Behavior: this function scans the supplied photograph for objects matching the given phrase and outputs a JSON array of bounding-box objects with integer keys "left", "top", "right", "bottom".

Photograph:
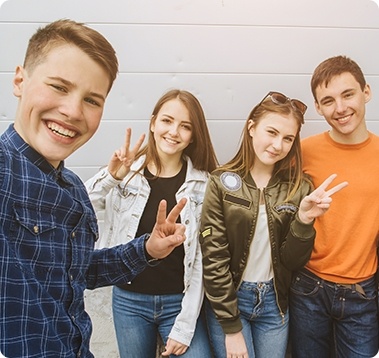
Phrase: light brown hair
[
  {"left": 221, "top": 97, "right": 305, "bottom": 200},
  {"left": 24, "top": 19, "right": 118, "bottom": 93},
  {"left": 136, "top": 89, "right": 219, "bottom": 175}
]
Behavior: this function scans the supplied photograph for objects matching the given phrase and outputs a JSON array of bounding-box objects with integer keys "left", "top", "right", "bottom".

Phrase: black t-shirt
[{"left": 119, "top": 162, "right": 187, "bottom": 294}]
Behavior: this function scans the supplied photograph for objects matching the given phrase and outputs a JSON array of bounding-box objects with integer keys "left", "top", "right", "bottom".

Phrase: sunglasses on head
[{"left": 258, "top": 91, "right": 307, "bottom": 116}]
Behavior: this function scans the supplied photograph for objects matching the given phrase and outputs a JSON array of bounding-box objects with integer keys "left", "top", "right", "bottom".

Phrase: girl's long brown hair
[
  {"left": 136, "top": 89, "right": 219, "bottom": 176},
  {"left": 220, "top": 97, "right": 305, "bottom": 201}
]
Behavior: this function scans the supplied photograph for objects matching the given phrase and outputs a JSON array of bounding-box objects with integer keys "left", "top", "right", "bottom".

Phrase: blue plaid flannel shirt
[{"left": 0, "top": 125, "right": 149, "bottom": 358}]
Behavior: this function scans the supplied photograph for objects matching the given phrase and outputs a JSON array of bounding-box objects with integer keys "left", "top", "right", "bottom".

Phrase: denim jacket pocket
[{"left": 114, "top": 184, "right": 141, "bottom": 213}]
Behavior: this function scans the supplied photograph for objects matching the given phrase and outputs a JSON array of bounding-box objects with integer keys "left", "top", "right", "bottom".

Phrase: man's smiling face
[
  {"left": 315, "top": 72, "right": 371, "bottom": 144},
  {"left": 13, "top": 44, "right": 110, "bottom": 167}
]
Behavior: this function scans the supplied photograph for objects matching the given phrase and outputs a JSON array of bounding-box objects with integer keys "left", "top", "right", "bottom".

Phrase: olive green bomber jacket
[{"left": 199, "top": 170, "right": 315, "bottom": 334}]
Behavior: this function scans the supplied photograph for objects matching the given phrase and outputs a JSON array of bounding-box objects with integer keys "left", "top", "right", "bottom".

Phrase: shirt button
[
  {"left": 33, "top": 225, "right": 39, "bottom": 234},
  {"left": 70, "top": 274, "right": 74, "bottom": 281},
  {"left": 72, "top": 232, "right": 76, "bottom": 239}
]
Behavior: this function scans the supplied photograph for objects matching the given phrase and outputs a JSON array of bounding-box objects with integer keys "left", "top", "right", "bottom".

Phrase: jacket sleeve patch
[
  {"left": 201, "top": 227, "right": 212, "bottom": 238},
  {"left": 224, "top": 193, "right": 251, "bottom": 209}
]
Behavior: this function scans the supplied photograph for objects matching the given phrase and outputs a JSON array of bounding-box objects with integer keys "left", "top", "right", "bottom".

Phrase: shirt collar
[{"left": 5, "top": 124, "right": 71, "bottom": 186}]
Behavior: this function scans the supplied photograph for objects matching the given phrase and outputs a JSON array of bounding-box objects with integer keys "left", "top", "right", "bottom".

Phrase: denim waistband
[
  {"left": 240, "top": 278, "right": 274, "bottom": 290},
  {"left": 299, "top": 268, "right": 375, "bottom": 296}
]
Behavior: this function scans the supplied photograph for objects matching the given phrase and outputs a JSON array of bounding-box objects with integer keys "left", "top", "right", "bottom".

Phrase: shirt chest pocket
[{"left": 10, "top": 203, "right": 57, "bottom": 274}]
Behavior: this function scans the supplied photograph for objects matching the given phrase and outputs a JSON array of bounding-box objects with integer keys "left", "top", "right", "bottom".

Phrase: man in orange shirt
[{"left": 290, "top": 55, "right": 379, "bottom": 357}]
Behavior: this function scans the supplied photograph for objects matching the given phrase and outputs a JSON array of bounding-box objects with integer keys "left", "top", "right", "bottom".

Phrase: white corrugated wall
[{"left": 1, "top": 1, "right": 378, "bottom": 356}]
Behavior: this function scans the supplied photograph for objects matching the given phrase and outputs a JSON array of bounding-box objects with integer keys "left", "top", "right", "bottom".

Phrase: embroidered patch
[
  {"left": 220, "top": 172, "right": 242, "bottom": 191},
  {"left": 201, "top": 227, "right": 212, "bottom": 238},
  {"left": 274, "top": 203, "right": 298, "bottom": 214}
]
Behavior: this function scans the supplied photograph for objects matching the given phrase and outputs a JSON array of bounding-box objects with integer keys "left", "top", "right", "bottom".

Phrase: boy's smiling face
[
  {"left": 315, "top": 72, "right": 371, "bottom": 144},
  {"left": 13, "top": 44, "right": 110, "bottom": 168}
]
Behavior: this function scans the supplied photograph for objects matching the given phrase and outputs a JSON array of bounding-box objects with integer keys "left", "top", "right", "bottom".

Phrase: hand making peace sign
[
  {"left": 298, "top": 173, "right": 348, "bottom": 224},
  {"left": 108, "top": 128, "right": 145, "bottom": 180}
]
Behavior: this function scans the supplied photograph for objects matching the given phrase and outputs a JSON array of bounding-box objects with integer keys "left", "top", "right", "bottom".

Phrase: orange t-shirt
[{"left": 302, "top": 132, "right": 379, "bottom": 283}]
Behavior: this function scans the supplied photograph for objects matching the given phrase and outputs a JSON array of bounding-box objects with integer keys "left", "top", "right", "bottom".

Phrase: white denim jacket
[{"left": 85, "top": 155, "right": 208, "bottom": 346}]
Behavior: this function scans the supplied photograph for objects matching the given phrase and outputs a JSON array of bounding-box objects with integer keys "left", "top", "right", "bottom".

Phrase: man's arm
[{"left": 86, "top": 198, "right": 187, "bottom": 289}]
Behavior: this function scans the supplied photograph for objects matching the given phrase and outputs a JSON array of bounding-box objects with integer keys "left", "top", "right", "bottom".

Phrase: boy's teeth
[
  {"left": 338, "top": 115, "right": 350, "bottom": 123},
  {"left": 48, "top": 123, "right": 75, "bottom": 138}
]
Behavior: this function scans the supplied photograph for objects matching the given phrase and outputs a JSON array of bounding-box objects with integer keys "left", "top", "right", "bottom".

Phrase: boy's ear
[
  {"left": 13, "top": 66, "right": 25, "bottom": 98},
  {"left": 314, "top": 100, "right": 323, "bottom": 116},
  {"left": 364, "top": 84, "right": 372, "bottom": 104}
]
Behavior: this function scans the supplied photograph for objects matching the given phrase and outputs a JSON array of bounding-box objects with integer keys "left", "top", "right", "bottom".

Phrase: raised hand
[
  {"left": 298, "top": 174, "right": 348, "bottom": 224},
  {"left": 108, "top": 128, "right": 145, "bottom": 180},
  {"left": 145, "top": 198, "right": 187, "bottom": 260}
]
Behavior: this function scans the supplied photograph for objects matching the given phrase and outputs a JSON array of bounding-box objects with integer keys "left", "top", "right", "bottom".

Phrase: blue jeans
[
  {"left": 112, "top": 286, "right": 211, "bottom": 358},
  {"left": 205, "top": 279, "right": 289, "bottom": 358},
  {"left": 290, "top": 268, "right": 378, "bottom": 358}
]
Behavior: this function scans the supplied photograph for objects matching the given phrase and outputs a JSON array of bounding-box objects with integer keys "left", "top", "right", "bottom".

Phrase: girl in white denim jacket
[{"left": 85, "top": 89, "right": 218, "bottom": 357}]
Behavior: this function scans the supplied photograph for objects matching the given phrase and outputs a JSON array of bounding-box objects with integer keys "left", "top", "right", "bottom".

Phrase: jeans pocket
[
  {"left": 290, "top": 271, "right": 320, "bottom": 296},
  {"left": 356, "top": 279, "right": 377, "bottom": 301}
]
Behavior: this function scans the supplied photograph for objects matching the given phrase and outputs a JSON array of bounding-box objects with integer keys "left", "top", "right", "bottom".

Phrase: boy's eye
[
  {"left": 51, "top": 84, "right": 66, "bottom": 92},
  {"left": 85, "top": 98, "right": 100, "bottom": 106}
]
